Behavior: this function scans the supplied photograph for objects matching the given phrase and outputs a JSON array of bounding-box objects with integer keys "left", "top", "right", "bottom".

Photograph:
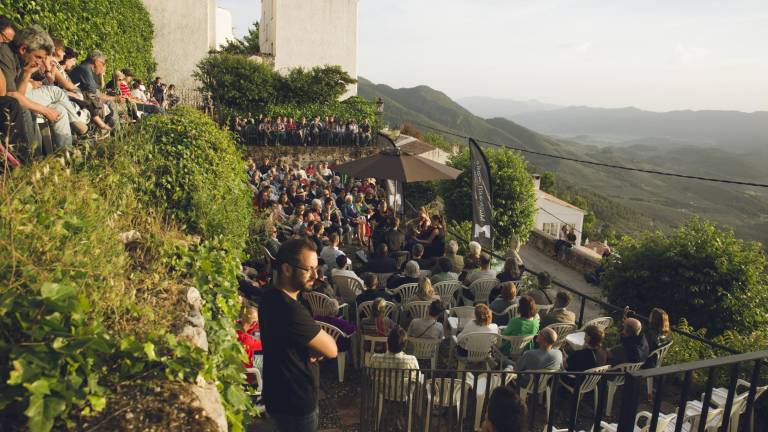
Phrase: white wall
[
  {"left": 260, "top": 0, "right": 358, "bottom": 97},
  {"left": 142, "top": 0, "right": 217, "bottom": 90},
  {"left": 535, "top": 194, "right": 585, "bottom": 246},
  {"left": 215, "top": 7, "right": 234, "bottom": 48}
]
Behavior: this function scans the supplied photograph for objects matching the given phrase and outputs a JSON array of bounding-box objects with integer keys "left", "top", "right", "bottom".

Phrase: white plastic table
[{"left": 565, "top": 331, "right": 586, "bottom": 351}]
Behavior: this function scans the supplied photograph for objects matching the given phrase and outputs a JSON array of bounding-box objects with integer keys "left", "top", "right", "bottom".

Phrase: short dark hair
[
  {"left": 428, "top": 299, "right": 445, "bottom": 317},
  {"left": 335, "top": 254, "right": 348, "bottom": 268},
  {"left": 63, "top": 46, "right": 78, "bottom": 60},
  {"left": 328, "top": 232, "right": 339, "bottom": 244},
  {"left": 584, "top": 324, "right": 604, "bottom": 348},
  {"left": 412, "top": 243, "right": 424, "bottom": 257},
  {"left": 387, "top": 326, "right": 407, "bottom": 353},
  {"left": 487, "top": 385, "right": 527, "bottom": 432},
  {"left": 479, "top": 253, "right": 491, "bottom": 268},
  {"left": 375, "top": 242, "right": 388, "bottom": 257},
  {"left": 437, "top": 257, "right": 452, "bottom": 273},
  {"left": 275, "top": 238, "right": 316, "bottom": 275},
  {"left": 362, "top": 272, "right": 378, "bottom": 289},
  {"left": 519, "top": 295, "right": 537, "bottom": 319},
  {"left": 121, "top": 68, "right": 134, "bottom": 77},
  {"left": 312, "top": 223, "right": 323, "bottom": 235},
  {"left": 0, "top": 16, "right": 16, "bottom": 33},
  {"left": 537, "top": 271, "right": 551, "bottom": 289},
  {"left": 555, "top": 291, "right": 571, "bottom": 308}
]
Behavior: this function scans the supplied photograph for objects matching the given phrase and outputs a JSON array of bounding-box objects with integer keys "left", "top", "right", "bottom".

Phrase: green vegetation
[
  {"left": 264, "top": 96, "right": 378, "bottom": 125},
  {"left": 0, "top": 0, "right": 156, "bottom": 79},
  {"left": 195, "top": 53, "right": 361, "bottom": 119},
  {"left": 442, "top": 147, "right": 537, "bottom": 253},
  {"left": 602, "top": 218, "right": 768, "bottom": 337},
  {"left": 0, "top": 108, "right": 259, "bottom": 431},
  {"left": 218, "top": 22, "right": 261, "bottom": 56}
]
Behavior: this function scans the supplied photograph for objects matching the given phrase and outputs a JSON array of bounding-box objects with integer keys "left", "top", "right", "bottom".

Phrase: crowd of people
[
  {"left": 232, "top": 114, "right": 374, "bottom": 147},
  {"left": 0, "top": 18, "right": 176, "bottom": 167},
  {"left": 235, "top": 156, "right": 674, "bottom": 431}
]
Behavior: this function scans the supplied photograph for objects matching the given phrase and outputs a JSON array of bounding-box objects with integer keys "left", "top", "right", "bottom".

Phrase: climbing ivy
[{"left": 0, "top": 0, "right": 156, "bottom": 80}]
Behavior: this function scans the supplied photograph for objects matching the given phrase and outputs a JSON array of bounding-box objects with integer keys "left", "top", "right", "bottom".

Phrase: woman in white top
[{"left": 458, "top": 304, "right": 499, "bottom": 338}]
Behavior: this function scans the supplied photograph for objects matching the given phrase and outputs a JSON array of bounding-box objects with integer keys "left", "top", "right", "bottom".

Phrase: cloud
[{"left": 559, "top": 41, "right": 593, "bottom": 53}]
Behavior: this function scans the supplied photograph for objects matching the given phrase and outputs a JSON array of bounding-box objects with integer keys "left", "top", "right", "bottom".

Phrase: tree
[
  {"left": 441, "top": 147, "right": 537, "bottom": 252},
  {"left": 601, "top": 218, "right": 768, "bottom": 337},
  {"left": 278, "top": 65, "right": 357, "bottom": 105},
  {"left": 539, "top": 171, "right": 556, "bottom": 194},
  {"left": 194, "top": 53, "right": 276, "bottom": 114},
  {"left": 218, "top": 22, "right": 260, "bottom": 55}
]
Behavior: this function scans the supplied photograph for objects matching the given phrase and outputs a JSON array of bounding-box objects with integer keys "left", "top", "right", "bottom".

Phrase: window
[{"left": 542, "top": 222, "right": 559, "bottom": 237}]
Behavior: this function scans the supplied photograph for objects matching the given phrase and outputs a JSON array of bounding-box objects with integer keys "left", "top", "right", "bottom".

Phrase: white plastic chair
[
  {"left": 388, "top": 282, "right": 420, "bottom": 305},
  {"left": 434, "top": 280, "right": 461, "bottom": 307},
  {"left": 601, "top": 411, "right": 677, "bottom": 432},
  {"left": 537, "top": 304, "right": 555, "bottom": 316},
  {"left": 304, "top": 291, "right": 348, "bottom": 318},
  {"left": 316, "top": 321, "right": 354, "bottom": 382},
  {"left": 448, "top": 305, "right": 477, "bottom": 334},
  {"left": 424, "top": 377, "right": 472, "bottom": 431},
  {"left": 362, "top": 334, "right": 388, "bottom": 367},
  {"left": 545, "top": 322, "right": 577, "bottom": 350},
  {"left": 605, "top": 362, "right": 645, "bottom": 415},
  {"left": 404, "top": 301, "right": 432, "bottom": 321},
  {"left": 559, "top": 364, "right": 612, "bottom": 417},
  {"left": 370, "top": 367, "right": 421, "bottom": 432},
  {"left": 469, "top": 371, "right": 515, "bottom": 431},
  {"left": 452, "top": 332, "right": 501, "bottom": 370},
  {"left": 708, "top": 379, "right": 768, "bottom": 432},
  {"left": 646, "top": 342, "right": 674, "bottom": 398},
  {"left": 463, "top": 278, "right": 499, "bottom": 305},
  {"left": 332, "top": 274, "right": 363, "bottom": 305},
  {"left": 665, "top": 403, "right": 724, "bottom": 432},
  {"left": 418, "top": 269, "right": 432, "bottom": 280},
  {"left": 518, "top": 370, "right": 555, "bottom": 420},
  {"left": 356, "top": 300, "right": 397, "bottom": 329},
  {"left": 374, "top": 272, "right": 394, "bottom": 287},
  {"left": 580, "top": 316, "right": 614, "bottom": 331},
  {"left": 498, "top": 334, "right": 535, "bottom": 362},
  {"left": 491, "top": 303, "right": 518, "bottom": 326},
  {"left": 406, "top": 337, "right": 443, "bottom": 369},
  {"left": 244, "top": 354, "right": 263, "bottom": 397}
]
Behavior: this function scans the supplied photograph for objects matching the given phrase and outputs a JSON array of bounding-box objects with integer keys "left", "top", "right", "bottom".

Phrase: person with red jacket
[{"left": 236, "top": 305, "right": 262, "bottom": 385}]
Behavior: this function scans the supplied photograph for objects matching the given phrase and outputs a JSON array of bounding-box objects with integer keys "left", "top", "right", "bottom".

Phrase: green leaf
[
  {"left": 87, "top": 395, "right": 107, "bottom": 412},
  {"left": 24, "top": 379, "right": 51, "bottom": 396},
  {"left": 39, "top": 283, "right": 75, "bottom": 302},
  {"left": 25, "top": 393, "right": 54, "bottom": 432},
  {"left": 143, "top": 342, "right": 157, "bottom": 361}
]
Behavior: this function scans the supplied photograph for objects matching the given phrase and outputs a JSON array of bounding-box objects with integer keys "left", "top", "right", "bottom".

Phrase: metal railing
[{"left": 359, "top": 350, "right": 768, "bottom": 431}]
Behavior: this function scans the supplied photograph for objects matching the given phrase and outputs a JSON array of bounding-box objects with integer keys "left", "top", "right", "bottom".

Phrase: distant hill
[
  {"left": 358, "top": 77, "right": 768, "bottom": 246},
  {"left": 457, "top": 96, "right": 562, "bottom": 118},
  {"left": 507, "top": 106, "right": 768, "bottom": 152}
]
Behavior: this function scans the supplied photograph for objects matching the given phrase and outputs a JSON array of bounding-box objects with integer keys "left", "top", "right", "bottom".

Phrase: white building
[
  {"left": 532, "top": 174, "right": 586, "bottom": 246},
  {"left": 215, "top": 7, "right": 234, "bottom": 48},
  {"left": 260, "top": 0, "right": 359, "bottom": 98}
]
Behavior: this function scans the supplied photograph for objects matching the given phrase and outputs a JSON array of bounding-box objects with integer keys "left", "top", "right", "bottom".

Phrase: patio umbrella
[{"left": 333, "top": 148, "right": 462, "bottom": 182}]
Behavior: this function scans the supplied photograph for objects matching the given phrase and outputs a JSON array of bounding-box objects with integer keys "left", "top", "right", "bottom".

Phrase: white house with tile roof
[{"left": 532, "top": 174, "right": 586, "bottom": 246}]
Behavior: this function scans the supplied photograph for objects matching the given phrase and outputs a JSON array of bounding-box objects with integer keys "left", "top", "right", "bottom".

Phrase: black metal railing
[{"left": 360, "top": 350, "right": 768, "bottom": 431}]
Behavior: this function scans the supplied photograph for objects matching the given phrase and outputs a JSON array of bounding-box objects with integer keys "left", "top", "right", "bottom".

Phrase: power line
[{"left": 407, "top": 120, "right": 768, "bottom": 189}]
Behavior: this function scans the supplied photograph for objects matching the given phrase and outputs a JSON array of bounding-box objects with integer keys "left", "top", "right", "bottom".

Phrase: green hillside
[{"left": 358, "top": 78, "right": 768, "bottom": 246}]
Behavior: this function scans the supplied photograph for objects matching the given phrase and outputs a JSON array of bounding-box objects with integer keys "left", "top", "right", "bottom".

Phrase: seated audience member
[
  {"left": 430, "top": 257, "right": 459, "bottom": 284},
  {"left": 0, "top": 93, "right": 22, "bottom": 167},
  {"left": 513, "top": 328, "right": 563, "bottom": 387},
  {"left": 365, "top": 242, "right": 397, "bottom": 274},
  {"left": 387, "top": 260, "right": 421, "bottom": 290},
  {"left": 564, "top": 324, "right": 608, "bottom": 375},
  {"left": 319, "top": 232, "right": 344, "bottom": 276},
  {"left": 458, "top": 304, "right": 499, "bottom": 338},
  {"left": 361, "top": 297, "right": 396, "bottom": 341},
  {"left": 369, "top": 326, "right": 420, "bottom": 373},
  {"left": 265, "top": 225, "right": 281, "bottom": 260},
  {"left": 483, "top": 384, "right": 528, "bottom": 432},
  {"left": 1, "top": 25, "right": 82, "bottom": 158},
  {"left": 407, "top": 299, "right": 445, "bottom": 341},
  {"left": 608, "top": 317, "right": 649, "bottom": 365},
  {"left": 69, "top": 49, "right": 122, "bottom": 130},
  {"left": 490, "top": 282, "right": 518, "bottom": 326},
  {"left": 540, "top": 291, "right": 576, "bottom": 328},
  {"left": 644, "top": 308, "right": 671, "bottom": 367},
  {"left": 410, "top": 243, "right": 428, "bottom": 269},
  {"left": 236, "top": 304, "right": 263, "bottom": 385},
  {"left": 383, "top": 217, "right": 405, "bottom": 253},
  {"left": 444, "top": 239, "right": 464, "bottom": 273},
  {"left": 464, "top": 253, "right": 496, "bottom": 286},
  {"left": 496, "top": 257, "right": 522, "bottom": 283},
  {"left": 308, "top": 222, "right": 324, "bottom": 253},
  {"left": 130, "top": 81, "right": 147, "bottom": 102},
  {"left": 331, "top": 254, "right": 364, "bottom": 287},
  {"left": 414, "top": 278, "right": 440, "bottom": 303},
  {"left": 463, "top": 241, "right": 482, "bottom": 272},
  {"left": 526, "top": 271, "right": 557, "bottom": 306},
  {"left": 500, "top": 295, "right": 539, "bottom": 354},
  {"left": 356, "top": 272, "right": 393, "bottom": 305}
]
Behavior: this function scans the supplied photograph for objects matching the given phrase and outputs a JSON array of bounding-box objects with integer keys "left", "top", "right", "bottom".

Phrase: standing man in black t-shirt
[{"left": 259, "top": 238, "right": 338, "bottom": 431}]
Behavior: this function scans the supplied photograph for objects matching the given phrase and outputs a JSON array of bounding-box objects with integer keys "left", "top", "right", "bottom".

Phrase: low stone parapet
[{"left": 526, "top": 229, "right": 602, "bottom": 274}]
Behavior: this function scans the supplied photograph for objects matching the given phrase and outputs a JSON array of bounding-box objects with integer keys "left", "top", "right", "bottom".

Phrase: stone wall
[
  {"left": 244, "top": 145, "right": 377, "bottom": 165},
  {"left": 527, "top": 229, "right": 602, "bottom": 274}
]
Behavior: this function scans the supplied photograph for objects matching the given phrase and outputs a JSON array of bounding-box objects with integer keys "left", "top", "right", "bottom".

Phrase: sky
[{"left": 217, "top": 0, "right": 768, "bottom": 112}]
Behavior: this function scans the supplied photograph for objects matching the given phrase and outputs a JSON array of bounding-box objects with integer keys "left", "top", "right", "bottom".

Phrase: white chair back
[
  {"left": 316, "top": 320, "right": 350, "bottom": 340},
  {"left": 545, "top": 322, "right": 577, "bottom": 349},
  {"left": 499, "top": 334, "right": 535, "bottom": 360},
  {"left": 537, "top": 304, "right": 554, "bottom": 316},
  {"left": 332, "top": 274, "right": 363, "bottom": 304},
  {"left": 581, "top": 316, "right": 614, "bottom": 331},
  {"left": 425, "top": 377, "right": 470, "bottom": 408},
  {"left": 374, "top": 272, "right": 394, "bottom": 287},
  {"left": 369, "top": 367, "right": 419, "bottom": 402},
  {"left": 407, "top": 337, "right": 443, "bottom": 366},
  {"left": 303, "top": 291, "right": 337, "bottom": 317},
  {"left": 390, "top": 282, "right": 420, "bottom": 304},
  {"left": 356, "top": 300, "right": 397, "bottom": 328},
  {"left": 648, "top": 341, "right": 673, "bottom": 368},
  {"left": 456, "top": 332, "right": 501, "bottom": 364},
  {"left": 576, "top": 365, "right": 611, "bottom": 395},
  {"left": 468, "top": 278, "right": 499, "bottom": 304},
  {"left": 404, "top": 301, "right": 432, "bottom": 320},
  {"left": 519, "top": 369, "right": 554, "bottom": 396},
  {"left": 362, "top": 334, "right": 388, "bottom": 367},
  {"left": 418, "top": 269, "right": 432, "bottom": 280},
  {"left": 434, "top": 280, "right": 461, "bottom": 307},
  {"left": 609, "top": 362, "right": 644, "bottom": 387},
  {"left": 491, "top": 304, "right": 518, "bottom": 325}
]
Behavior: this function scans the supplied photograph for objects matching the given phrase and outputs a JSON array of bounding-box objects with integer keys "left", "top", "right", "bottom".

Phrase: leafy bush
[
  {"left": 218, "top": 22, "right": 260, "bottom": 56},
  {"left": 195, "top": 53, "right": 360, "bottom": 116},
  {"left": 263, "top": 96, "right": 378, "bottom": 125},
  {"left": 0, "top": 0, "right": 155, "bottom": 79},
  {"left": 441, "top": 147, "right": 537, "bottom": 253},
  {"left": 602, "top": 218, "right": 768, "bottom": 337},
  {"left": 131, "top": 106, "right": 252, "bottom": 249}
]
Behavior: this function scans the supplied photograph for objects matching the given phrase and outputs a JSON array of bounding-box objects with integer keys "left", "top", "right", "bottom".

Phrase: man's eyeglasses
[{"left": 289, "top": 263, "right": 319, "bottom": 274}]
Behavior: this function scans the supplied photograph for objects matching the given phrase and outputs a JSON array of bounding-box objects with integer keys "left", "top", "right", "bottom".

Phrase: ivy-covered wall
[{"left": 0, "top": 0, "right": 156, "bottom": 80}]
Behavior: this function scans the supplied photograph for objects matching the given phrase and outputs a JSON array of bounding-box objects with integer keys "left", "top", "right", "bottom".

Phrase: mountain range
[
  {"left": 359, "top": 78, "right": 768, "bottom": 246},
  {"left": 458, "top": 96, "right": 768, "bottom": 152}
]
